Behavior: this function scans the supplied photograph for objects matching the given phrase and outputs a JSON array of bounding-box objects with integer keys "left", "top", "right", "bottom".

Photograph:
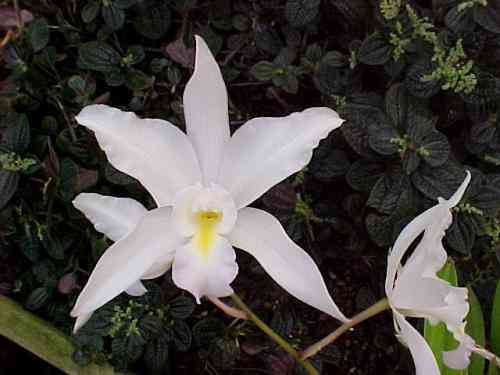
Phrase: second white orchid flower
[
  {"left": 70, "top": 35, "right": 347, "bottom": 332},
  {"left": 385, "top": 171, "right": 472, "bottom": 375}
]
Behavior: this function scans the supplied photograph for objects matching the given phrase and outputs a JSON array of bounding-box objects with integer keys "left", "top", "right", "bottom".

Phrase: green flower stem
[
  {"left": 301, "top": 298, "right": 391, "bottom": 360},
  {"left": 0, "top": 295, "right": 123, "bottom": 375},
  {"left": 230, "top": 293, "right": 319, "bottom": 375}
]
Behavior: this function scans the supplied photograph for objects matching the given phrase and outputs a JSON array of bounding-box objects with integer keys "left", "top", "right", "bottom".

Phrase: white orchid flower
[
  {"left": 70, "top": 35, "right": 347, "bottom": 332},
  {"left": 385, "top": 171, "right": 472, "bottom": 375}
]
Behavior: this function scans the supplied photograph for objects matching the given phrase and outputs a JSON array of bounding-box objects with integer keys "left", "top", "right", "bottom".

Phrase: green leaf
[
  {"left": 368, "top": 122, "right": 399, "bottom": 155},
  {"left": 27, "top": 18, "right": 50, "bottom": 52},
  {"left": 473, "top": 4, "right": 500, "bottom": 34},
  {"left": 385, "top": 84, "right": 408, "bottom": 129},
  {"left": 251, "top": 61, "right": 278, "bottom": 81},
  {"left": 466, "top": 287, "right": 486, "bottom": 375},
  {"left": 424, "top": 259, "right": 465, "bottom": 374},
  {"left": 102, "top": 2, "right": 125, "bottom": 30},
  {"left": 490, "top": 280, "right": 500, "bottom": 372},
  {"left": 81, "top": 1, "right": 100, "bottom": 23},
  {"left": 420, "top": 131, "right": 451, "bottom": 167},
  {"left": 285, "top": 0, "right": 321, "bottom": 28},
  {"left": 404, "top": 60, "right": 441, "bottom": 98},
  {"left": 446, "top": 213, "right": 478, "bottom": 255},
  {"left": 124, "top": 45, "right": 145, "bottom": 66},
  {"left": 192, "top": 318, "right": 225, "bottom": 347},
  {"left": 169, "top": 295, "right": 195, "bottom": 320},
  {"left": 411, "top": 162, "right": 466, "bottom": 200},
  {"left": 367, "top": 172, "right": 410, "bottom": 214},
  {"left": 0, "top": 170, "right": 19, "bottom": 210},
  {"left": 144, "top": 334, "right": 170, "bottom": 374},
  {"left": 310, "top": 148, "right": 350, "bottom": 180},
  {"left": 2, "top": 113, "right": 30, "bottom": 153},
  {"left": 133, "top": 1, "right": 171, "bottom": 40},
  {"left": 358, "top": 32, "right": 392, "bottom": 66},
  {"left": 25, "top": 287, "right": 51, "bottom": 310},
  {"left": 445, "top": 6, "right": 475, "bottom": 33},
  {"left": 346, "top": 160, "right": 385, "bottom": 192},
  {"left": 171, "top": 319, "right": 191, "bottom": 351},
  {"left": 78, "top": 41, "right": 121, "bottom": 72},
  {"left": 125, "top": 68, "right": 154, "bottom": 90}
]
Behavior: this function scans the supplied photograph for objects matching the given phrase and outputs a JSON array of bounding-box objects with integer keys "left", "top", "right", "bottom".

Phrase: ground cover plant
[{"left": 0, "top": 0, "right": 500, "bottom": 374}]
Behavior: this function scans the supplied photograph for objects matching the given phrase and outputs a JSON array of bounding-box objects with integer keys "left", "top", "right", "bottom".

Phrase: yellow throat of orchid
[{"left": 194, "top": 210, "right": 222, "bottom": 257}]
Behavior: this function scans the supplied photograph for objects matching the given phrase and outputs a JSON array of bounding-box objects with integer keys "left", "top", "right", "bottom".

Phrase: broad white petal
[
  {"left": 71, "top": 207, "right": 184, "bottom": 322},
  {"left": 183, "top": 35, "right": 229, "bottom": 184},
  {"left": 126, "top": 281, "right": 148, "bottom": 296},
  {"left": 385, "top": 171, "right": 471, "bottom": 297},
  {"left": 393, "top": 311, "right": 440, "bottom": 375},
  {"left": 142, "top": 256, "right": 173, "bottom": 280},
  {"left": 228, "top": 207, "right": 349, "bottom": 322},
  {"left": 218, "top": 108, "right": 344, "bottom": 209},
  {"left": 443, "top": 334, "right": 475, "bottom": 370},
  {"left": 392, "top": 277, "right": 469, "bottom": 333},
  {"left": 172, "top": 235, "right": 238, "bottom": 303},
  {"left": 73, "top": 193, "right": 147, "bottom": 242},
  {"left": 76, "top": 105, "right": 201, "bottom": 206}
]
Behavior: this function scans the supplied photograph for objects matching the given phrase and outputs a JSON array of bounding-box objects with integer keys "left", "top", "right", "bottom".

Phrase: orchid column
[{"left": 70, "top": 35, "right": 347, "bottom": 339}]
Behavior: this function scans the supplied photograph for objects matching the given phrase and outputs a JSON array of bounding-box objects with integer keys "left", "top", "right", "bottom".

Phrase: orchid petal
[
  {"left": 393, "top": 311, "right": 440, "bottom": 375},
  {"left": 172, "top": 235, "right": 238, "bottom": 303},
  {"left": 218, "top": 108, "right": 344, "bottom": 209},
  {"left": 385, "top": 171, "right": 471, "bottom": 297},
  {"left": 228, "top": 207, "right": 349, "bottom": 322},
  {"left": 183, "top": 35, "right": 229, "bottom": 185},
  {"left": 75, "top": 105, "right": 201, "bottom": 206},
  {"left": 73, "top": 193, "right": 147, "bottom": 242},
  {"left": 443, "top": 334, "right": 475, "bottom": 370},
  {"left": 142, "top": 257, "right": 173, "bottom": 280},
  {"left": 71, "top": 207, "right": 184, "bottom": 327},
  {"left": 126, "top": 281, "right": 148, "bottom": 296}
]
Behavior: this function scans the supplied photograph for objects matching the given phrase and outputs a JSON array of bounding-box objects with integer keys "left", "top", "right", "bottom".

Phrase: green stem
[
  {"left": 230, "top": 293, "right": 319, "bottom": 375},
  {"left": 0, "top": 295, "right": 123, "bottom": 375},
  {"left": 301, "top": 298, "right": 391, "bottom": 360}
]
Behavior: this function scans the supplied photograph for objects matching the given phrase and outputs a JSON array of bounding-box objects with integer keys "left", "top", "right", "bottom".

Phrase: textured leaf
[
  {"left": 346, "top": 160, "right": 385, "bottom": 192},
  {"left": 81, "top": 1, "right": 100, "bottom": 23},
  {"left": 2, "top": 113, "right": 30, "bottom": 153},
  {"left": 0, "top": 170, "right": 19, "bottom": 210},
  {"left": 404, "top": 60, "right": 441, "bottom": 98},
  {"left": 358, "top": 33, "right": 392, "bottom": 66},
  {"left": 171, "top": 319, "right": 191, "bottom": 352},
  {"left": 385, "top": 84, "right": 408, "bottom": 129},
  {"left": 367, "top": 172, "right": 410, "bottom": 214},
  {"left": 411, "top": 162, "right": 466, "bottom": 200},
  {"left": 446, "top": 213, "right": 479, "bottom": 255},
  {"left": 78, "top": 41, "right": 121, "bottom": 72},
  {"left": 285, "top": 0, "right": 320, "bottom": 28},
  {"left": 474, "top": 3, "right": 500, "bottom": 34},
  {"left": 133, "top": 1, "right": 171, "bottom": 40},
  {"left": 27, "top": 18, "right": 49, "bottom": 52},
  {"left": 420, "top": 131, "right": 451, "bottom": 167},
  {"left": 192, "top": 318, "right": 225, "bottom": 347},
  {"left": 251, "top": 61, "right": 278, "bottom": 81},
  {"left": 144, "top": 334, "right": 170, "bottom": 374},
  {"left": 125, "top": 69, "right": 154, "bottom": 90},
  {"left": 310, "top": 146, "right": 350, "bottom": 180},
  {"left": 169, "top": 295, "right": 195, "bottom": 320},
  {"left": 445, "top": 6, "right": 475, "bottom": 33},
  {"left": 102, "top": 2, "right": 125, "bottom": 30},
  {"left": 25, "top": 287, "right": 51, "bottom": 310}
]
